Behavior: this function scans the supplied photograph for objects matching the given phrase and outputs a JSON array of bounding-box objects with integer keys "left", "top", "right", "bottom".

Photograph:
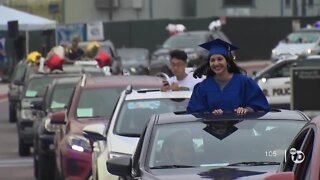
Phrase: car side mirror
[
  {"left": 263, "top": 172, "right": 294, "bottom": 180},
  {"left": 107, "top": 156, "right": 132, "bottom": 177},
  {"left": 13, "top": 79, "right": 23, "bottom": 86},
  {"left": 31, "top": 100, "right": 43, "bottom": 110},
  {"left": 83, "top": 124, "right": 107, "bottom": 142},
  {"left": 50, "top": 111, "right": 66, "bottom": 124}
]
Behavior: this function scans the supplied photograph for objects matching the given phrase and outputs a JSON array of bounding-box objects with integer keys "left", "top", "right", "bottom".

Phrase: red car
[
  {"left": 51, "top": 75, "right": 162, "bottom": 180},
  {"left": 264, "top": 115, "right": 320, "bottom": 180}
]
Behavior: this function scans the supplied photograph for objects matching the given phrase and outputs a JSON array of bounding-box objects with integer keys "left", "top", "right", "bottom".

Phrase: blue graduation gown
[{"left": 187, "top": 73, "right": 270, "bottom": 113}]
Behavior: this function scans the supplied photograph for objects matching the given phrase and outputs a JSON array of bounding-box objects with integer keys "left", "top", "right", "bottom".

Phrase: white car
[
  {"left": 271, "top": 27, "right": 320, "bottom": 62},
  {"left": 83, "top": 88, "right": 191, "bottom": 180},
  {"left": 253, "top": 55, "right": 320, "bottom": 109}
]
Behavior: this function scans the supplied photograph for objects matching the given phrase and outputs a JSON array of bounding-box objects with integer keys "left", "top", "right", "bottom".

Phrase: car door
[
  {"left": 280, "top": 126, "right": 315, "bottom": 180},
  {"left": 256, "top": 60, "right": 296, "bottom": 108}
]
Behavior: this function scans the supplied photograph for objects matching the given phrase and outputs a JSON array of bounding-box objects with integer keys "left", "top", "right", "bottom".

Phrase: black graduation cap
[
  {"left": 203, "top": 121, "right": 241, "bottom": 140},
  {"left": 199, "top": 38, "right": 238, "bottom": 57}
]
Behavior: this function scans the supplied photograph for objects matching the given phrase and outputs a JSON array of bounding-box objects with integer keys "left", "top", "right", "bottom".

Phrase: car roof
[
  {"left": 81, "top": 75, "right": 163, "bottom": 88},
  {"left": 155, "top": 109, "right": 309, "bottom": 125},
  {"left": 125, "top": 90, "right": 192, "bottom": 100},
  {"left": 52, "top": 77, "right": 81, "bottom": 86}
]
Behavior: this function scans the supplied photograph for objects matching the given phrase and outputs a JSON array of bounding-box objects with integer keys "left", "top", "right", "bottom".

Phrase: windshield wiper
[
  {"left": 150, "top": 164, "right": 196, "bottom": 169},
  {"left": 228, "top": 161, "right": 280, "bottom": 166},
  {"left": 116, "top": 133, "right": 140, "bottom": 137}
]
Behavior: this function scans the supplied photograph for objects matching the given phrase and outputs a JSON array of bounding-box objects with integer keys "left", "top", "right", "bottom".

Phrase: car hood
[
  {"left": 109, "top": 134, "right": 139, "bottom": 155},
  {"left": 148, "top": 165, "right": 278, "bottom": 180},
  {"left": 122, "top": 60, "right": 148, "bottom": 68},
  {"left": 274, "top": 42, "right": 315, "bottom": 55},
  {"left": 70, "top": 117, "right": 108, "bottom": 134}
]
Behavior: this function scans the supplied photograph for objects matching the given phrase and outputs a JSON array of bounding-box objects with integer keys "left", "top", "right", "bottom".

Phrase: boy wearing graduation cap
[{"left": 187, "top": 39, "right": 269, "bottom": 115}]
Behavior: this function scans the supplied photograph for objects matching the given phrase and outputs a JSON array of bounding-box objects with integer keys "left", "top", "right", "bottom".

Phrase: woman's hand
[
  {"left": 234, "top": 107, "right": 249, "bottom": 115},
  {"left": 212, "top": 109, "right": 223, "bottom": 115}
]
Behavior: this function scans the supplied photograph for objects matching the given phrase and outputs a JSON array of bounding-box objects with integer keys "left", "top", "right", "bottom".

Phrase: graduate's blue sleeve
[
  {"left": 242, "top": 77, "right": 270, "bottom": 112},
  {"left": 187, "top": 83, "right": 208, "bottom": 113}
]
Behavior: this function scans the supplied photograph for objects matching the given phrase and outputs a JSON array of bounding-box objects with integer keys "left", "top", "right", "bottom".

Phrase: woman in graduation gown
[{"left": 187, "top": 39, "right": 270, "bottom": 115}]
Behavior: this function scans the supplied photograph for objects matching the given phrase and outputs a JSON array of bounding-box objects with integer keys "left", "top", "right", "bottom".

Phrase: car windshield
[
  {"left": 76, "top": 87, "right": 123, "bottom": 119},
  {"left": 50, "top": 85, "right": 75, "bottom": 112},
  {"left": 162, "top": 33, "right": 207, "bottom": 48},
  {"left": 148, "top": 120, "right": 305, "bottom": 168},
  {"left": 118, "top": 50, "right": 148, "bottom": 61},
  {"left": 25, "top": 77, "right": 56, "bottom": 98},
  {"left": 114, "top": 98, "right": 189, "bottom": 137},
  {"left": 286, "top": 31, "right": 320, "bottom": 44}
]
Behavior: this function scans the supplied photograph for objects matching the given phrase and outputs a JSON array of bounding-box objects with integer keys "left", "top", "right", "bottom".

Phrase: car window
[
  {"left": 114, "top": 98, "right": 189, "bottom": 137},
  {"left": 262, "top": 61, "right": 296, "bottom": 78},
  {"left": 76, "top": 87, "right": 123, "bottom": 119},
  {"left": 286, "top": 31, "right": 320, "bottom": 44},
  {"left": 24, "top": 77, "right": 56, "bottom": 98},
  {"left": 148, "top": 120, "right": 305, "bottom": 168},
  {"left": 295, "top": 128, "right": 314, "bottom": 180},
  {"left": 12, "top": 64, "right": 26, "bottom": 82},
  {"left": 282, "top": 128, "right": 309, "bottom": 172},
  {"left": 50, "top": 85, "right": 76, "bottom": 112}
]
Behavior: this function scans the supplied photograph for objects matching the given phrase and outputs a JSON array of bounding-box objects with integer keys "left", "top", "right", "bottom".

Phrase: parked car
[
  {"left": 8, "top": 61, "right": 37, "bottom": 123},
  {"left": 117, "top": 48, "right": 150, "bottom": 75},
  {"left": 51, "top": 75, "right": 162, "bottom": 180},
  {"left": 33, "top": 77, "right": 81, "bottom": 180},
  {"left": 263, "top": 114, "right": 320, "bottom": 180},
  {"left": 271, "top": 27, "right": 320, "bottom": 62},
  {"left": 149, "top": 30, "right": 231, "bottom": 76},
  {"left": 78, "top": 40, "right": 123, "bottom": 75},
  {"left": 253, "top": 55, "right": 320, "bottom": 109},
  {"left": 107, "top": 109, "right": 309, "bottom": 180},
  {"left": 83, "top": 89, "right": 191, "bottom": 180},
  {"left": 16, "top": 64, "right": 106, "bottom": 156}
]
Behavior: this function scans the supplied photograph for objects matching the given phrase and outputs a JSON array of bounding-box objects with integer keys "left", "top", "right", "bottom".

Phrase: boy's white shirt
[{"left": 168, "top": 73, "right": 204, "bottom": 91}]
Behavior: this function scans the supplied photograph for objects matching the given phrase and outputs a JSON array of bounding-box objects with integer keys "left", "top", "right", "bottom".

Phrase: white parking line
[{"left": 0, "top": 158, "right": 33, "bottom": 167}]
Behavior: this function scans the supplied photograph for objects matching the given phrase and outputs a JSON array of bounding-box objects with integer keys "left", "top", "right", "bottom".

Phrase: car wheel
[
  {"left": 38, "top": 153, "right": 55, "bottom": 180},
  {"left": 9, "top": 103, "right": 17, "bottom": 123},
  {"left": 18, "top": 138, "right": 30, "bottom": 156}
]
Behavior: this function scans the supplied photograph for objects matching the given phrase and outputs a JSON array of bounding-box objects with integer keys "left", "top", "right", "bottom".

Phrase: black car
[
  {"left": 33, "top": 77, "right": 80, "bottom": 180},
  {"left": 16, "top": 65, "right": 106, "bottom": 156},
  {"left": 149, "top": 30, "right": 231, "bottom": 75},
  {"left": 117, "top": 48, "right": 150, "bottom": 75},
  {"left": 8, "top": 61, "right": 38, "bottom": 123},
  {"left": 107, "top": 110, "right": 309, "bottom": 180}
]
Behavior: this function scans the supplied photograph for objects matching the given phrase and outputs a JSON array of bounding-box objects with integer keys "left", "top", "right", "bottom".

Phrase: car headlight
[
  {"left": 44, "top": 117, "right": 59, "bottom": 132},
  {"left": 108, "top": 151, "right": 130, "bottom": 159},
  {"left": 272, "top": 49, "right": 277, "bottom": 55},
  {"left": 306, "top": 48, "right": 312, "bottom": 54},
  {"left": 67, "top": 135, "right": 92, "bottom": 152},
  {"left": 21, "top": 109, "right": 36, "bottom": 121}
]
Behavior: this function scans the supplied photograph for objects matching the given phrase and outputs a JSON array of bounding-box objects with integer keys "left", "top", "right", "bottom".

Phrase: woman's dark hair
[{"left": 193, "top": 55, "right": 246, "bottom": 78}]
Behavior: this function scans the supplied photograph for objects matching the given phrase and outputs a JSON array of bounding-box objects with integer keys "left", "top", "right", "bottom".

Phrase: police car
[{"left": 253, "top": 55, "right": 320, "bottom": 109}]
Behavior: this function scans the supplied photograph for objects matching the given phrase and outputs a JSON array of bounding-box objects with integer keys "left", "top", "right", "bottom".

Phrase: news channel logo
[{"left": 285, "top": 148, "right": 305, "bottom": 164}]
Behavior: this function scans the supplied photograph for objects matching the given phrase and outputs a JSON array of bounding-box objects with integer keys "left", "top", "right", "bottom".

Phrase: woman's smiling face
[{"left": 209, "top": 54, "right": 228, "bottom": 75}]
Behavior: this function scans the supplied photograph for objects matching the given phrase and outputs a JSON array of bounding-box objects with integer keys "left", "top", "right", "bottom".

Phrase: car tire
[
  {"left": 33, "top": 152, "right": 38, "bottom": 179},
  {"left": 9, "top": 103, "right": 17, "bottom": 123},
  {"left": 18, "top": 138, "right": 30, "bottom": 156},
  {"left": 38, "top": 153, "right": 55, "bottom": 180}
]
